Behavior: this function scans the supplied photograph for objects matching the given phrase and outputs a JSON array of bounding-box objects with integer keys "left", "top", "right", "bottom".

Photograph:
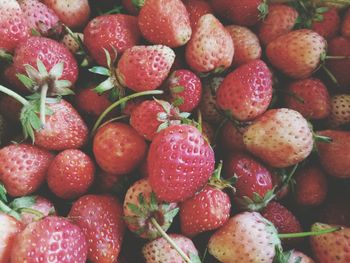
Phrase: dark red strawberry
[
  {"left": 184, "top": 0, "right": 214, "bottom": 29},
  {"left": 121, "top": 0, "right": 139, "bottom": 16},
  {"left": 342, "top": 7, "right": 350, "bottom": 39},
  {"left": 75, "top": 87, "right": 112, "bottom": 117},
  {"left": 202, "top": 121, "right": 215, "bottom": 143},
  {"left": 319, "top": 193, "right": 350, "bottom": 227},
  {"left": 312, "top": 7, "right": 340, "bottom": 40},
  {"left": 69, "top": 195, "right": 125, "bottom": 263},
  {"left": 218, "top": 122, "right": 247, "bottom": 152}
]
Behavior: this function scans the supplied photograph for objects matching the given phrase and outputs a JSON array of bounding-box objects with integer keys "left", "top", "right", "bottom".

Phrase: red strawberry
[
  {"left": 266, "top": 29, "right": 327, "bottom": 79},
  {"left": 217, "top": 59, "right": 273, "bottom": 121},
  {"left": 201, "top": 121, "right": 215, "bottom": 143},
  {"left": 18, "top": 196, "right": 56, "bottom": 225},
  {"left": 47, "top": 149, "right": 95, "bottom": 199},
  {"left": 138, "top": 0, "right": 192, "bottom": 47},
  {"left": 116, "top": 45, "right": 175, "bottom": 92},
  {"left": 148, "top": 124, "right": 215, "bottom": 202},
  {"left": 295, "top": 164, "right": 328, "bottom": 206},
  {"left": 288, "top": 251, "right": 315, "bottom": 263},
  {"left": 121, "top": 0, "right": 139, "bottom": 16},
  {"left": 0, "top": 0, "right": 29, "bottom": 52},
  {"left": 208, "top": 212, "right": 281, "bottom": 263},
  {"left": 258, "top": 4, "right": 298, "bottom": 46},
  {"left": 185, "top": 14, "right": 234, "bottom": 73},
  {"left": 166, "top": 69, "right": 202, "bottom": 112},
  {"left": 75, "top": 87, "right": 112, "bottom": 117},
  {"left": 218, "top": 122, "right": 247, "bottom": 152},
  {"left": 68, "top": 195, "right": 125, "bottom": 263},
  {"left": 11, "top": 216, "right": 88, "bottom": 263},
  {"left": 84, "top": 14, "right": 141, "bottom": 66},
  {"left": 183, "top": 0, "right": 214, "bottom": 29},
  {"left": 285, "top": 78, "right": 331, "bottom": 120},
  {"left": 243, "top": 108, "right": 314, "bottom": 168},
  {"left": 341, "top": 7, "right": 350, "bottom": 39},
  {"left": 93, "top": 122, "right": 147, "bottom": 175},
  {"left": 316, "top": 130, "right": 350, "bottom": 178},
  {"left": 95, "top": 171, "right": 122, "bottom": 192},
  {"left": 42, "top": 0, "right": 90, "bottom": 29},
  {"left": 226, "top": 25, "right": 262, "bottom": 66},
  {"left": 0, "top": 144, "right": 53, "bottom": 197},
  {"left": 312, "top": 7, "right": 340, "bottom": 40},
  {"left": 328, "top": 94, "right": 350, "bottom": 127},
  {"left": 0, "top": 212, "right": 23, "bottom": 263}
]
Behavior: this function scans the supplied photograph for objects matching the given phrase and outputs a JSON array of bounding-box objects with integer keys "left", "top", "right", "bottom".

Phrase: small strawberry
[
  {"left": 61, "top": 31, "right": 84, "bottom": 54},
  {"left": 185, "top": 14, "right": 234, "bottom": 73},
  {"left": 68, "top": 195, "right": 125, "bottom": 263},
  {"left": 266, "top": 29, "right": 327, "bottom": 79},
  {"left": 328, "top": 94, "right": 350, "bottom": 127},
  {"left": 75, "top": 87, "right": 112, "bottom": 117},
  {"left": 0, "top": 144, "right": 53, "bottom": 197},
  {"left": 138, "top": 0, "right": 192, "bottom": 47},
  {"left": 216, "top": 59, "right": 273, "bottom": 121},
  {"left": 11, "top": 216, "right": 88, "bottom": 263},
  {"left": 148, "top": 124, "right": 215, "bottom": 202},
  {"left": 243, "top": 108, "right": 314, "bottom": 168},
  {"left": 311, "top": 7, "right": 340, "bottom": 40},
  {"left": 218, "top": 122, "right": 247, "bottom": 152},
  {"left": 93, "top": 122, "right": 147, "bottom": 175},
  {"left": 184, "top": 0, "right": 214, "bottom": 29},
  {"left": 226, "top": 25, "right": 262, "bottom": 66},
  {"left": 341, "top": 8, "right": 350, "bottom": 39}
]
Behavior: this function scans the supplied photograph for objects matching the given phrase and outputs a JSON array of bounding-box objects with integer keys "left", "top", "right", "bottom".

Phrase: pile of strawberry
[{"left": 0, "top": 0, "right": 350, "bottom": 262}]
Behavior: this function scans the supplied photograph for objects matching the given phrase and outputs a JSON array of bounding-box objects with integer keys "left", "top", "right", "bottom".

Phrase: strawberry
[
  {"left": 0, "top": 212, "right": 23, "bottom": 263},
  {"left": 311, "top": 7, "right": 340, "bottom": 40},
  {"left": 185, "top": 14, "right": 234, "bottom": 73},
  {"left": 95, "top": 171, "right": 122, "bottom": 192},
  {"left": 11, "top": 216, "right": 88, "bottom": 263},
  {"left": 47, "top": 149, "right": 95, "bottom": 199},
  {"left": 0, "top": 95, "right": 21, "bottom": 123},
  {"left": 0, "top": 0, "right": 29, "bottom": 52},
  {"left": 93, "top": 122, "right": 147, "bottom": 175},
  {"left": 165, "top": 69, "right": 202, "bottom": 112},
  {"left": 285, "top": 78, "right": 331, "bottom": 120},
  {"left": 208, "top": 212, "right": 281, "bottom": 263},
  {"left": 310, "top": 222, "right": 350, "bottom": 263},
  {"left": 258, "top": 4, "right": 299, "bottom": 46},
  {"left": 316, "top": 130, "right": 350, "bottom": 178},
  {"left": 328, "top": 94, "right": 350, "bottom": 127},
  {"left": 68, "top": 195, "right": 125, "bottom": 263},
  {"left": 266, "top": 29, "right": 327, "bottom": 79},
  {"left": 123, "top": 178, "right": 179, "bottom": 239},
  {"left": 244, "top": 108, "right": 314, "bottom": 168},
  {"left": 42, "top": 0, "right": 90, "bottom": 29},
  {"left": 84, "top": 14, "right": 141, "bottom": 67},
  {"left": 138, "top": 0, "right": 192, "bottom": 47},
  {"left": 295, "top": 164, "right": 328, "bottom": 206},
  {"left": 75, "top": 87, "right": 112, "bottom": 117},
  {"left": 148, "top": 124, "right": 215, "bottom": 202},
  {"left": 318, "top": 193, "right": 350, "bottom": 227},
  {"left": 226, "top": 25, "right": 262, "bottom": 66},
  {"left": 121, "top": 0, "right": 139, "bottom": 16},
  {"left": 216, "top": 59, "right": 273, "bottom": 121},
  {"left": 341, "top": 7, "right": 350, "bottom": 39},
  {"left": 183, "top": 0, "right": 214, "bottom": 29},
  {"left": 201, "top": 121, "right": 215, "bottom": 143},
  {"left": 288, "top": 251, "right": 315, "bottom": 263},
  {"left": 116, "top": 45, "right": 175, "bottom": 92},
  {"left": 61, "top": 32, "right": 84, "bottom": 54},
  {"left": 218, "top": 122, "right": 247, "bottom": 152},
  {"left": 142, "top": 234, "right": 199, "bottom": 263},
  {"left": 0, "top": 144, "right": 53, "bottom": 197}
]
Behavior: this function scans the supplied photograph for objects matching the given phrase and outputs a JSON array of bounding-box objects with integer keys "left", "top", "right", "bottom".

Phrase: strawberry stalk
[
  {"left": 0, "top": 85, "right": 29, "bottom": 106},
  {"left": 40, "top": 83, "right": 49, "bottom": 127},
  {"left": 278, "top": 226, "right": 340, "bottom": 238}
]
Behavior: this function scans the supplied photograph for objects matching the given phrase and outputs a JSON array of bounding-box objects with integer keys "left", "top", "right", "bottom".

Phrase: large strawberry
[
  {"left": 328, "top": 94, "right": 350, "bottom": 127},
  {"left": 138, "top": 0, "right": 192, "bottom": 47},
  {"left": 148, "top": 124, "right": 215, "bottom": 202},
  {"left": 216, "top": 59, "right": 273, "bottom": 121},
  {"left": 68, "top": 195, "right": 125, "bottom": 263},
  {"left": 185, "top": 14, "right": 234, "bottom": 73}
]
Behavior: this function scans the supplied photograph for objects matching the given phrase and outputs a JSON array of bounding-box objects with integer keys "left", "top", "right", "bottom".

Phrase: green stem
[
  {"left": 325, "top": 55, "right": 350, "bottom": 59},
  {"left": 150, "top": 217, "right": 192, "bottom": 263},
  {"left": 321, "top": 65, "right": 339, "bottom": 86},
  {"left": 197, "top": 110, "right": 203, "bottom": 133},
  {"left": 0, "top": 85, "right": 29, "bottom": 106},
  {"left": 18, "top": 207, "right": 45, "bottom": 219},
  {"left": 40, "top": 83, "right": 48, "bottom": 127},
  {"left": 0, "top": 200, "right": 21, "bottom": 220},
  {"left": 278, "top": 226, "right": 340, "bottom": 239}
]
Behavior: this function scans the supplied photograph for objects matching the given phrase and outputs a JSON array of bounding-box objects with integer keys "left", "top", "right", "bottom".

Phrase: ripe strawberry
[
  {"left": 258, "top": 4, "right": 299, "bottom": 46},
  {"left": 184, "top": 0, "right": 214, "bottom": 29},
  {"left": 341, "top": 8, "right": 350, "bottom": 38},
  {"left": 11, "top": 216, "right": 88, "bottom": 263},
  {"left": 312, "top": 8, "right": 340, "bottom": 40},
  {"left": 75, "top": 87, "right": 112, "bottom": 117},
  {"left": 328, "top": 94, "right": 350, "bottom": 127},
  {"left": 68, "top": 195, "right": 125, "bottom": 263},
  {"left": 165, "top": 69, "right": 202, "bottom": 112},
  {"left": 84, "top": 14, "right": 141, "bottom": 66},
  {"left": 95, "top": 171, "right": 122, "bottom": 192},
  {"left": 218, "top": 122, "right": 247, "bottom": 152},
  {"left": 0, "top": 0, "right": 29, "bottom": 52},
  {"left": 318, "top": 193, "right": 350, "bottom": 227},
  {"left": 226, "top": 25, "right": 262, "bottom": 66},
  {"left": 42, "top": 0, "right": 90, "bottom": 29},
  {"left": 216, "top": 59, "right": 273, "bottom": 121},
  {"left": 47, "top": 149, "right": 95, "bottom": 199},
  {"left": 143, "top": 234, "right": 199, "bottom": 263},
  {"left": 310, "top": 222, "right": 350, "bottom": 263},
  {"left": 208, "top": 212, "right": 281, "bottom": 263},
  {"left": 116, "top": 45, "right": 175, "bottom": 92},
  {"left": 0, "top": 144, "right": 53, "bottom": 197},
  {"left": 121, "top": 0, "right": 139, "bottom": 16},
  {"left": 93, "top": 122, "right": 147, "bottom": 175},
  {"left": 266, "top": 29, "right": 327, "bottom": 79},
  {"left": 185, "top": 14, "right": 234, "bottom": 73},
  {"left": 201, "top": 121, "right": 215, "bottom": 143},
  {"left": 138, "top": 0, "right": 192, "bottom": 47},
  {"left": 285, "top": 78, "right": 331, "bottom": 120},
  {"left": 295, "top": 164, "right": 328, "bottom": 206},
  {"left": 288, "top": 251, "right": 315, "bottom": 263},
  {"left": 0, "top": 212, "right": 23, "bottom": 263},
  {"left": 243, "top": 108, "right": 313, "bottom": 168},
  {"left": 148, "top": 124, "right": 215, "bottom": 202},
  {"left": 316, "top": 130, "right": 350, "bottom": 178}
]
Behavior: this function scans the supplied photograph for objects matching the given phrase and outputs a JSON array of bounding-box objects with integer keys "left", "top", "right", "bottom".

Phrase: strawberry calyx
[
  {"left": 273, "top": 247, "right": 301, "bottom": 263},
  {"left": 0, "top": 49, "right": 13, "bottom": 64},
  {"left": 131, "top": 0, "right": 146, "bottom": 9},
  {"left": 235, "top": 189, "right": 276, "bottom": 211},
  {"left": 208, "top": 161, "right": 236, "bottom": 191}
]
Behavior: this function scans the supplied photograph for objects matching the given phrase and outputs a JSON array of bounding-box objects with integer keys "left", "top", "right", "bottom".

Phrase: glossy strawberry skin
[
  {"left": 216, "top": 59, "right": 273, "bottom": 121},
  {"left": 0, "top": 144, "right": 54, "bottom": 197},
  {"left": 148, "top": 124, "right": 215, "bottom": 202},
  {"left": 84, "top": 14, "right": 141, "bottom": 66},
  {"left": 68, "top": 195, "right": 125, "bottom": 263}
]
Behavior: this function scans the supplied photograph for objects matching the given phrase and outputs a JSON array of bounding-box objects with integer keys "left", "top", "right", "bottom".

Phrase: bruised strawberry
[
  {"left": 184, "top": 0, "right": 213, "bottom": 29},
  {"left": 328, "top": 94, "right": 350, "bottom": 127}
]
